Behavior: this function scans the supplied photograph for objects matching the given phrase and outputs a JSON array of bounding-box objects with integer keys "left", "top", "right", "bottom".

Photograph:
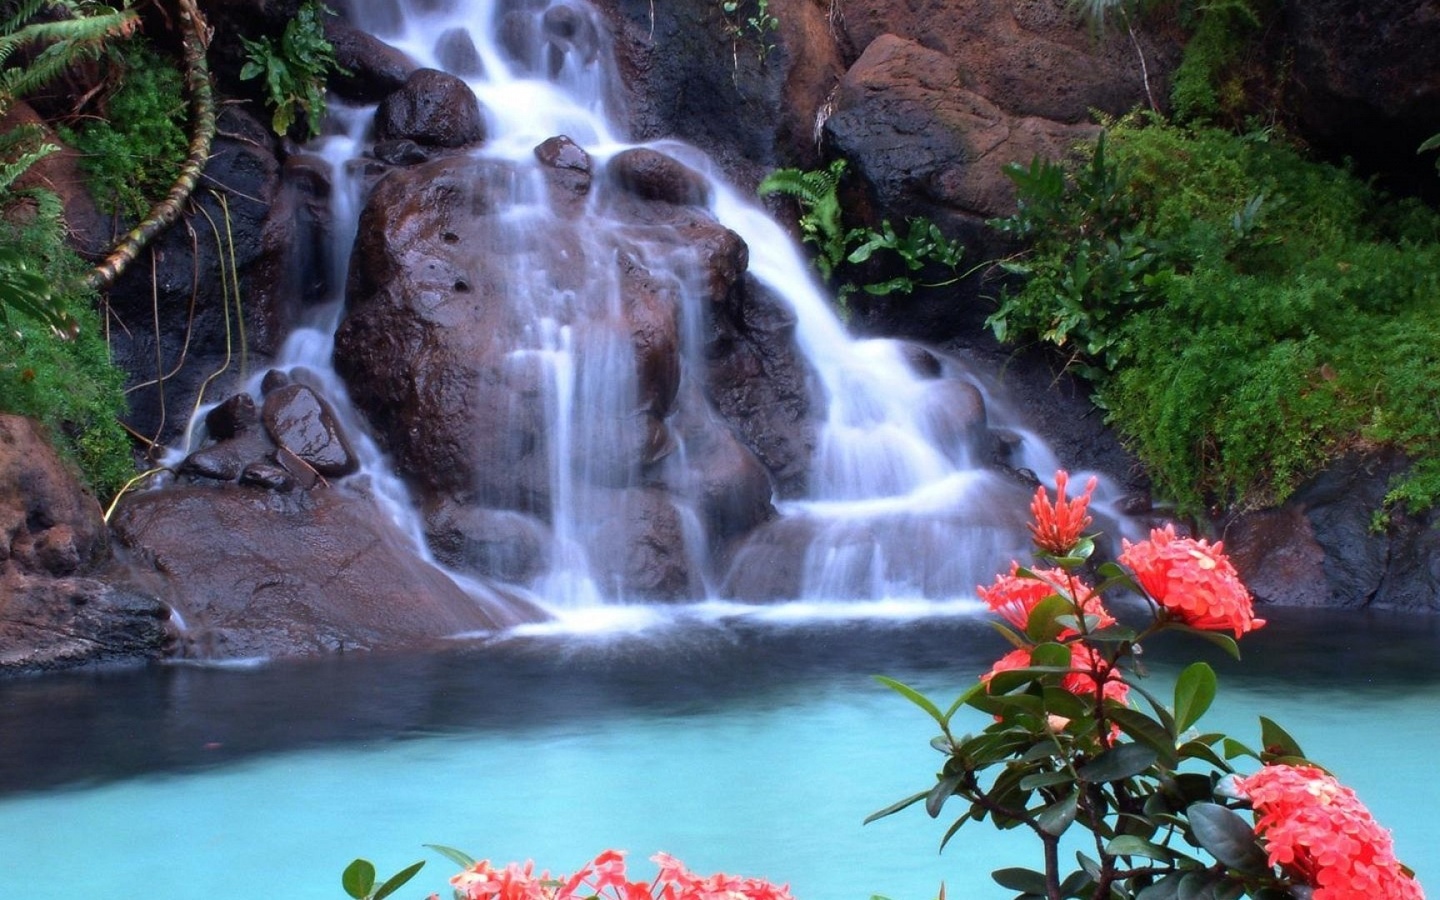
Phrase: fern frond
[{"left": 0, "top": 123, "right": 57, "bottom": 192}]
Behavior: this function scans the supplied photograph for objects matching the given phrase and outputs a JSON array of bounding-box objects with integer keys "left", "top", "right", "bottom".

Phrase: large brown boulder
[
  {"left": 109, "top": 482, "right": 541, "bottom": 660},
  {"left": 0, "top": 415, "right": 172, "bottom": 673}
]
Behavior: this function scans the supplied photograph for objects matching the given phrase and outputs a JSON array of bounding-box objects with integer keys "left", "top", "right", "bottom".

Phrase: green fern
[
  {"left": 758, "top": 158, "right": 848, "bottom": 278},
  {"left": 0, "top": 1, "right": 139, "bottom": 116}
]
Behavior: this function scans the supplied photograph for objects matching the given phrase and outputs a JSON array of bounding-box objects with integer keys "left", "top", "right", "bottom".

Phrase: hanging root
[{"left": 86, "top": 0, "right": 216, "bottom": 291}]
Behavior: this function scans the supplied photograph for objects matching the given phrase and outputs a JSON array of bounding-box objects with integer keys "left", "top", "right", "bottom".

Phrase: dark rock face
[
  {"left": 0, "top": 416, "right": 172, "bottom": 673},
  {"left": 1226, "top": 454, "right": 1440, "bottom": 612},
  {"left": 334, "top": 146, "right": 813, "bottom": 599},
  {"left": 104, "top": 105, "right": 297, "bottom": 454},
  {"left": 375, "top": 68, "right": 488, "bottom": 147},
  {"left": 1285, "top": 0, "right": 1440, "bottom": 197},
  {"left": 325, "top": 17, "right": 419, "bottom": 102}
]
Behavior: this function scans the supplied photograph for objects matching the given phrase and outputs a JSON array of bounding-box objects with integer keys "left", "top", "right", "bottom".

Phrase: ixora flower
[
  {"left": 1028, "top": 470, "right": 1098, "bottom": 555},
  {"left": 977, "top": 562, "right": 1114, "bottom": 634},
  {"left": 980, "top": 644, "right": 1128, "bottom": 707},
  {"left": 1118, "top": 524, "right": 1265, "bottom": 637},
  {"left": 451, "top": 851, "right": 794, "bottom": 900},
  {"left": 1234, "top": 764, "right": 1425, "bottom": 900}
]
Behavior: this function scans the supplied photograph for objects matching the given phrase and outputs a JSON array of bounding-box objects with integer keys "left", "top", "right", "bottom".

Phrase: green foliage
[
  {"left": 0, "top": 192, "right": 131, "bottom": 497},
  {"left": 988, "top": 117, "right": 1440, "bottom": 513},
  {"left": 1169, "top": 0, "right": 1264, "bottom": 123},
  {"left": 719, "top": 0, "right": 778, "bottom": 62},
  {"left": 59, "top": 40, "right": 188, "bottom": 219},
  {"left": 759, "top": 158, "right": 965, "bottom": 312},
  {"left": 240, "top": 0, "right": 345, "bottom": 139},
  {"left": 1422, "top": 132, "right": 1440, "bottom": 175},
  {"left": 341, "top": 857, "right": 425, "bottom": 900},
  {"left": 0, "top": 0, "right": 139, "bottom": 118}
]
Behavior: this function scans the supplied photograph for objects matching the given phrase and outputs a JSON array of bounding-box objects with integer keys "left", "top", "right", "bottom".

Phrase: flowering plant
[
  {"left": 871, "top": 471, "right": 1425, "bottom": 900},
  {"left": 342, "top": 848, "right": 794, "bottom": 900}
]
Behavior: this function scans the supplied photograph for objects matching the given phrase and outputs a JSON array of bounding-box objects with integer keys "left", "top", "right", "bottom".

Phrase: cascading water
[{"left": 171, "top": 0, "right": 1139, "bottom": 628}]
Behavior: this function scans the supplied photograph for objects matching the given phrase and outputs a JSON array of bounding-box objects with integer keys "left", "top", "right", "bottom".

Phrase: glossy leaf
[
  {"left": 342, "top": 859, "right": 376, "bottom": 899},
  {"left": 1221, "top": 737, "right": 1258, "bottom": 762},
  {"left": 1173, "top": 662, "right": 1217, "bottom": 733},
  {"left": 875, "top": 676, "right": 947, "bottom": 727},
  {"left": 1136, "top": 874, "right": 1183, "bottom": 900},
  {"left": 1170, "top": 625, "right": 1241, "bottom": 660},
  {"left": 992, "top": 867, "right": 1049, "bottom": 894},
  {"left": 1176, "top": 870, "right": 1245, "bottom": 900},
  {"left": 1258, "top": 716, "right": 1305, "bottom": 760},
  {"left": 373, "top": 861, "right": 425, "bottom": 900},
  {"left": 1037, "top": 791, "right": 1079, "bottom": 836},
  {"left": 865, "top": 789, "right": 930, "bottom": 825},
  {"left": 1079, "top": 742, "right": 1158, "bottom": 782},
  {"left": 425, "top": 844, "right": 477, "bottom": 870},
  {"left": 1020, "top": 769, "right": 1074, "bottom": 790},
  {"left": 1105, "top": 834, "right": 1174, "bottom": 862},
  {"left": 1187, "top": 802, "right": 1270, "bottom": 873},
  {"left": 1110, "top": 707, "right": 1180, "bottom": 767},
  {"left": 926, "top": 773, "right": 963, "bottom": 818}
]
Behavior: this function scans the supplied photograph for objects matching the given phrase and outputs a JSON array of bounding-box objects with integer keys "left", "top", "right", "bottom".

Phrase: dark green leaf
[
  {"left": 1020, "top": 769, "right": 1074, "bottom": 790},
  {"left": 342, "top": 859, "right": 376, "bottom": 900},
  {"left": 1221, "top": 738, "right": 1257, "bottom": 762},
  {"left": 1174, "top": 662, "right": 1217, "bottom": 733},
  {"left": 874, "top": 676, "right": 947, "bottom": 726},
  {"left": 1105, "top": 835, "right": 1174, "bottom": 862},
  {"left": 1187, "top": 802, "right": 1269, "bottom": 873},
  {"left": 1258, "top": 716, "right": 1305, "bottom": 760},
  {"left": 1110, "top": 707, "right": 1179, "bottom": 767},
  {"left": 1037, "top": 791, "right": 1079, "bottom": 836},
  {"left": 925, "top": 773, "right": 963, "bottom": 818},
  {"left": 1136, "top": 874, "right": 1183, "bottom": 900},
  {"left": 937, "top": 810, "right": 973, "bottom": 852},
  {"left": 1176, "top": 870, "right": 1245, "bottom": 900},
  {"left": 373, "top": 861, "right": 426, "bottom": 900},
  {"left": 1079, "top": 742, "right": 1158, "bottom": 782},
  {"left": 993, "top": 867, "right": 1049, "bottom": 894},
  {"left": 865, "top": 789, "right": 930, "bottom": 825},
  {"left": 424, "top": 844, "right": 477, "bottom": 870},
  {"left": 1170, "top": 625, "right": 1241, "bottom": 660}
]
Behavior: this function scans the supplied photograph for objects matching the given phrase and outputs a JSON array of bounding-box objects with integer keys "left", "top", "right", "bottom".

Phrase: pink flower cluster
[
  {"left": 1027, "top": 471, "right": 1097, "bottom": 555},
  {"left": 1118, "top": 524, "right": 1265, "bottom": 637},
  {"left": 449, "top": 850, "right": 795, "bottom": 900},
  {"left": 1234, "top": 764, "right": 1424, "bottom": 900}
]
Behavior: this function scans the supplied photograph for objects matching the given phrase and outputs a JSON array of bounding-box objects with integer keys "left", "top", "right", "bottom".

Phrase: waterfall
[{"left": 172, "top": 0, "right": 1139, "bottom": 626}]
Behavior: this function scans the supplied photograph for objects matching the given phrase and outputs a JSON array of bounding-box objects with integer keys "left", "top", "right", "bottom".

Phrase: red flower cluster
[
  {"left": 449, "top": 851, "right": 794, "bottom": 900},
  {"left": 981, "top": 644, "right": 1128, "bottom": 708},
  {"left": 1028, "top": 471, "right": 1098, "bottom": 555},
  {"left": 978, "top": 562, "right": 1114, "bottom": 635},
  {"left": 1234, "top": 764, "right": 1424, "bottom": 900},
  {"left": 1118, "top": 525, "right": 1265, "bottom": 637}
]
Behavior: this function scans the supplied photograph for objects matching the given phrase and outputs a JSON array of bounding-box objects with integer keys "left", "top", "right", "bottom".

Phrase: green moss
[
  {"left": 59, "top": 39, "right": 188, "bottom": 220},
  {"left": 0, "top": 193, "right": 132, "bottom": 499},
  {"left": 989, "top": 118, "right": 1440, "bottom": 514}
]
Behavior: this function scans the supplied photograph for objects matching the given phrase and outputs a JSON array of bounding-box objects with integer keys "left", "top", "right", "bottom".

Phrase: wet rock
[
  {"left": 0, "top": 414, "right": 171, "bottom": 673},
  {"left": 324, "top": 18, "right": 418, "bottom": 103},
  {"left": 584, "top": 487, "right": 698, "bottom": 600},
  {"left": 239, "top": 462, "right": 295, "bottom": 492},
  {"left": 261, "top": 383, "right": 359, "bottom": 477},
  {"left": 110, "top": 483, "right": 545, "bottom": 661},
  {"left": 919, "top": 377, "right": 995, "bottom": 468},
  {"left": 703, "top": 276, "right": 820, "bottom": 498},
  {"left": 425, "top": 501, "right": 551, "bottom": 584},
  {"left": 608, "top": 147, "right": 711, "bottom": 207},
  {"left": 1226, "top": 452, "right": 1440, "bottom": 612},
  {"left": 434, "top": 26, "right": 484, "bottom": 77},
  {"left": 205, "top": 393, "right": 258, "bottom": 440},
  {"left": 372, "top": 139, "right": 431, "bottom": 166},
  {"left": 534, "top": 135, "right": 592, "bottom": 209},
  {"left": 375, "top": 68, "right": 487, "bottom": 148}
]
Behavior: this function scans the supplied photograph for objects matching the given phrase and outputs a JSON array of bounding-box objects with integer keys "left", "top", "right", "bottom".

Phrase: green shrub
[
  {"left": 59, "top": 40, "right": 188, "bottom": 220},
  {"left": 0, "top": 192, "right": 131, "bottom": 498},
  {"left": 988, "top": 117, "right": 1440, "bottom": 514},
  {"left": 240, "top": 0, "right": 345, "bottom": 139}
]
